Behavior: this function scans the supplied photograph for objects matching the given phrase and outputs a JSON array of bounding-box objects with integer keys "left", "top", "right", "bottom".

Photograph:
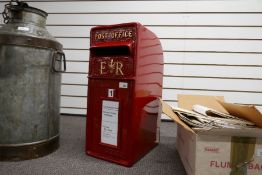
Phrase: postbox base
[
  {"left": 0, "top": 136, "right": 59, "bottom": 161},
  {"left": 86, "top": 142, "right": 158, "bottom": 167},
  {"left": 87, "top": 150, "right": 132, "bottom": 167}
]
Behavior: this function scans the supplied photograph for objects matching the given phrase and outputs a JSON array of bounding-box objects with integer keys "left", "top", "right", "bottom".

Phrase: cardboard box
[{"left": 161, "top": 95, "right": 262, "bottom": 175}]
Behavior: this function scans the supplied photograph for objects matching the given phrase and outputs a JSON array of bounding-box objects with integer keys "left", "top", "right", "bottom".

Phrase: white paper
[
  {"left": 192, "top": 104, "right": 209, "bottom": 116},
  {"left": 101, "top": 100, "right": 119, "bottom": 146},
  {"left": 257, "top": 149, "right": 262, "bottom": 157}
]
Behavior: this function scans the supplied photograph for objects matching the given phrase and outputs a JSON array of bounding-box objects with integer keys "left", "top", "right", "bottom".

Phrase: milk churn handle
[
  {"left": 52, "top": 51, "right": 67, "bottom": 73},
  {"left": 2, "top": 0, "right": 29, "bottom": 24}
]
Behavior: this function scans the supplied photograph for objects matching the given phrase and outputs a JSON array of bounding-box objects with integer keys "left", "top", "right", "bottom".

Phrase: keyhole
[{"left": 108, "top": 89, "right": 114, "bottom": 97}]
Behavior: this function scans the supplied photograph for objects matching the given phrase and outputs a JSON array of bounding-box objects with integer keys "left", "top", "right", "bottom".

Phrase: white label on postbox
[
  {"left": 101, "top": 100, "right": 119, "bottom": 146},
  {"left": 119, "top": 82, "right": 128, "bottom": 89},
  {"left": 17, "top": 27, "right": 30, "bottom": 31}
]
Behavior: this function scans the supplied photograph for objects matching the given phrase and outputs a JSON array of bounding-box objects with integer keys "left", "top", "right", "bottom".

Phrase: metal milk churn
[{"left": 0, "top": 0, "right": 66, "bottom": 161}]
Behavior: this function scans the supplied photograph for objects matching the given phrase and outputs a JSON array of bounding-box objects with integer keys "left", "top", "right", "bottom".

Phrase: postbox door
[{"left": 87, "top": 79, "right": 133, "bottom": 159}]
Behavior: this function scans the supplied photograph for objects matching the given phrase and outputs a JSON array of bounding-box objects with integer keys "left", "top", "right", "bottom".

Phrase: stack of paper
[{"left": 172, "top": 105, "right": 255, "bottom": 130}]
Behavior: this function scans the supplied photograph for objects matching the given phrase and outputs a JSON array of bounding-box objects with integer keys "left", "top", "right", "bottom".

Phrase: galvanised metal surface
[{"left": 0, "top": 1, "right": 65, "bottom": 161}]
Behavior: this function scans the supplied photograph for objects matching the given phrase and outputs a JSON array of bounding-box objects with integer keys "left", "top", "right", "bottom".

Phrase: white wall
[{"left": 1, "top": 1, "right": 262, "bottom": 116}]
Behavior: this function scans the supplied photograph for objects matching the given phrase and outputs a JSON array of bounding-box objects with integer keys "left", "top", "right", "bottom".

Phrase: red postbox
[{"left": 86, "top": 22, "right": 163, "bottom": 167}]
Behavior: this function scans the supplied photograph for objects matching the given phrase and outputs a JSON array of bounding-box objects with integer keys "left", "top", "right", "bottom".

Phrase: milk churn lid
[
  {"left": 1, "top": 0, "right": 63, "bottom": 52},
  {"left": 9, "top": 2, "right": 48, "bottom": 18},
  {"left": 2, "top": 0, "right": 48, "bottom": 24}
]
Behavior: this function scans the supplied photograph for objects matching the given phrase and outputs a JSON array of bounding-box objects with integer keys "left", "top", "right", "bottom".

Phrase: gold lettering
[
  {"left": 95, "top": 33, "right": 99, "bottom": 40},
  {"left": 128, "top": 31, "right": 132, "bottom": 37},
  {"left": 104, "top": 32, "right": 108, "bottom": 39},
  {"left": 114, "top": 32, "right": 119, "bottom": 38},
  {"left": 124, "top": 31, "right": 128, "bottom": 37},
  {"left": 118, "top": 32, "right": 122, "bottom": 38},
  {"left": 98, "top": 34, "right": 102, "bottom": 39},
  {"left": 108, "top": 59, "right": 115, "bottom": 73},
  {"left": 100, "top": 61, "right": 106, "bottom": 74},
  {"left": 95, "top": 29, "right": 133, "bottom": 40},
  {"left": 116, "top": 62, "right": 124, "bottom": 75},
  {"left": 111, "top": 32, "right": 115, "bottom": 39}
]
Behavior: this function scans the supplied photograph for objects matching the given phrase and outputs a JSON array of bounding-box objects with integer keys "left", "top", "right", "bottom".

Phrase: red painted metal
[{"left": 86, "top": 22, "right": 163, "bottom": 167}]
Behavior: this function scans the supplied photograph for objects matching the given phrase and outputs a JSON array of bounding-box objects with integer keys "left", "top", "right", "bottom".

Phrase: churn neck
[{"left": 2, "top": 1, "right": 48, "bottom": 27}]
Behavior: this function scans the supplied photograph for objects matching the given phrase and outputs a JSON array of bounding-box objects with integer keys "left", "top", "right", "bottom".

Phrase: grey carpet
[{"left": 0, "top": 115, "right": 186, "bottom": 175}]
